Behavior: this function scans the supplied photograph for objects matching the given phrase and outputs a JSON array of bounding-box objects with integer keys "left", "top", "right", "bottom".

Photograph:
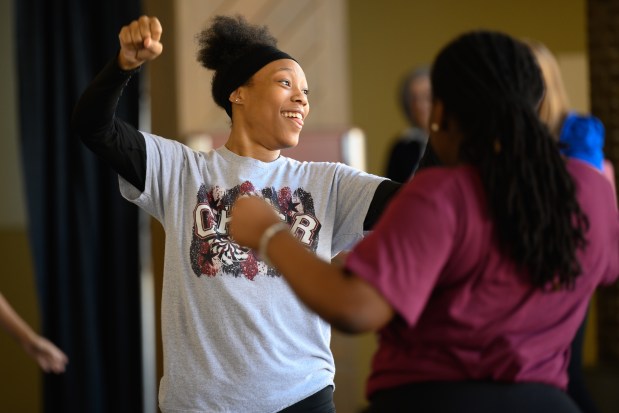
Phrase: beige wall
[{"left": 349, "top": 0, "right": 587, "bottom": 175}]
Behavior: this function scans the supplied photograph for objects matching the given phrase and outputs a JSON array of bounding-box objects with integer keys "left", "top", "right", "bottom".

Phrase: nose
[{"left": 292, "top": 90, "right": 308, "bottom": 106}]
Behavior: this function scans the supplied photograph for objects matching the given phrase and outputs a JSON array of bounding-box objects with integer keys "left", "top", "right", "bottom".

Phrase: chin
[{"left": 277, "top": 135, "right": 300, "bottom": 149}]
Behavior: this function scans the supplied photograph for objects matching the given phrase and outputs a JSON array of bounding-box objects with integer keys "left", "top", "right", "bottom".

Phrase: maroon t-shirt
[{"left": 346, "top": 159, "right": 619, "bottom": 397}]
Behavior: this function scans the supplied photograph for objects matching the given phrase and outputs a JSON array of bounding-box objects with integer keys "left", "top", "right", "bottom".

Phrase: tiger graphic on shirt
[{"left": 190, "top": 180, "right": 321, "bottom": 280}]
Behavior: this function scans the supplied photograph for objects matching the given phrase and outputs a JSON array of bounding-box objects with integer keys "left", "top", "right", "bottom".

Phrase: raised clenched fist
[{"left": 118, "top": 15, "right": 163, "bottom": 70}]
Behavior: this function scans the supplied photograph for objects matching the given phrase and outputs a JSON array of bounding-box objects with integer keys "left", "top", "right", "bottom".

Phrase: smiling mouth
[
  {"left": 282, "top": 111, "right": 303, "bottom": 120},
  {"left": 282, "top": 111, "right": 304, "bottom": 127}
]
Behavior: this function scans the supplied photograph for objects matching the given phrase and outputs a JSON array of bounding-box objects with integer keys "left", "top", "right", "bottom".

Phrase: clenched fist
[{"left": 118, "top": 15, "right": 163, "bottom": 70}]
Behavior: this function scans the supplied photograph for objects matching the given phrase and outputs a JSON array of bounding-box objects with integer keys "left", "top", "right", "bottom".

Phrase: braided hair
[{"left": 431, "top": 31, "right": 588, "bottom": 289}]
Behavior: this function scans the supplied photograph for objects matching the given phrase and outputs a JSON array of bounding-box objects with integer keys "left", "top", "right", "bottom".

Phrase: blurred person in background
[{"left": 384, "top": 66, "right": 431, "bottom": 182}]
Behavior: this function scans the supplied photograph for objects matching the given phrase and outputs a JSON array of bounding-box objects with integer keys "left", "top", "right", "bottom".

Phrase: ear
[{"left": 229, "top": 88, "right": 244, "bottom": 105}]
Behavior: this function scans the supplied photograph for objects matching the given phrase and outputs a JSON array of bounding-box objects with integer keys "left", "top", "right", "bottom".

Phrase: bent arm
[
  {"left": 231, "top": 197, "right": 394, "bottom": 333},
  {"left": 71, "top": 16, "right": 163, "bottom": 192},
  {"left": 267, "top": 230, "right": 394, "bottom": 333},
  {"left": 71, "top": 57, "right": 147, "bottom": 191}
]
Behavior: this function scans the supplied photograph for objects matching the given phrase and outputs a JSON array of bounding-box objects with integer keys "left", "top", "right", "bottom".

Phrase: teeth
[{"left": 282, "top": 112, "right": 302, "bottom": 119}]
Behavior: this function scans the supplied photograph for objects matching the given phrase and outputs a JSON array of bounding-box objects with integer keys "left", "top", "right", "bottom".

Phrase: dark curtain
[{"left": 15, "top": 1, "right": 143, "bottom": 412}]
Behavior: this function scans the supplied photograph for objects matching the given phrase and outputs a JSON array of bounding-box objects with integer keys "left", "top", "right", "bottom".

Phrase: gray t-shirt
[{"left": 120, "top": 132, "right": 385, "bottom": 413}]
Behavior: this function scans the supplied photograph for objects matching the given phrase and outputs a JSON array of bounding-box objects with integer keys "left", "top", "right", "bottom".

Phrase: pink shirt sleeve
[{"left": 345, "top": 170, "right": 457, "bottom": 327}]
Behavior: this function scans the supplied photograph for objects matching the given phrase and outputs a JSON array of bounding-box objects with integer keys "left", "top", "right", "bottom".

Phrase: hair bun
[{"left": 196, "top": 14, "right": 278, "bottom": 71}]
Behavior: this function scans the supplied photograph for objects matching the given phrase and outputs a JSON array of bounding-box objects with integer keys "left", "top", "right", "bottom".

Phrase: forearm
[
  {"left": 0, "top": 293, "right": 36, "bottom": 346},
  {"left": 71, "top": 56, "right": 147, "bottom": 191},
  {"left": 231, "top": 197, "right": 394, "bottom": 332},
  {"left": 72, "top": 56, "right": 138, "bottom": 138},
  {"left": 265, "top": 231, "right": 392, "bottom": 334}
]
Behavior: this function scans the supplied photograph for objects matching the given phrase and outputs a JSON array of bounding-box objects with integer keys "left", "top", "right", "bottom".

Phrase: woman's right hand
[{"left": 118, "top": 15, "right": 163, "bottom": 71}]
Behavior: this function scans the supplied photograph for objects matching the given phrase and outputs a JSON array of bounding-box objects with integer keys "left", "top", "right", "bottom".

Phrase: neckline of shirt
[{"left": 216, "top": 145, "right": 286, "bottom": 170}]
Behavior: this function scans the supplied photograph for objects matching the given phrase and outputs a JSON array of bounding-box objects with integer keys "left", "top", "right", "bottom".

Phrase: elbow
[
  {"left": 313, "top": 274, "right": 393, "bottom": 334},
  {"left": 330, "top": 318, "right": 374, "bottom": 335},
  {"left": 323, "top": 292, "right": 393, "bottom": 335},
  {"left": 326, "top": 305, "right": 385, "bottom": 335},
  {"left": 70, "top": 106, "right": 105, "bottom": 148}
]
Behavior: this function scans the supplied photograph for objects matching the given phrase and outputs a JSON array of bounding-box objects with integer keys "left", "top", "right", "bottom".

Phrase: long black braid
[{"left": 431, "top": 31, "right": 588, "bottom": 289}]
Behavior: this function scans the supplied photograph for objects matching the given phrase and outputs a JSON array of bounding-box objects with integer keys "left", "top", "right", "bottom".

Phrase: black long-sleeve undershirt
[
  {"left": 71, "top": 57, "right": 401, "bottom": 230},
  {"left": 71, "top": 57, "right": 147, "bottom": 192}
]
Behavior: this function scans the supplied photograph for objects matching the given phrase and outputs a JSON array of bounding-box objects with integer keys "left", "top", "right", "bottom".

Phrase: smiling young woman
[
  {"left": 225, "top": 59, "right": 310, "bottom": 158},
  {"left": 72, "top": 13, "right": 401, "bottom": 413}
]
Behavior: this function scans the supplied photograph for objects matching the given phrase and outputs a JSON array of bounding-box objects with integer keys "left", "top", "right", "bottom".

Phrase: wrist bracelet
[{"left": 259, "top": 222, "right": 289, "bottom": 267}]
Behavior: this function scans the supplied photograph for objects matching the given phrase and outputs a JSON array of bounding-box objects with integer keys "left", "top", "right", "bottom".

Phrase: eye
[
  {"left": 279, "top": 80, "right": 291, "bottom": 87},
  {"left": 302, "top": 89, "right": 310, "bottom": 96}
]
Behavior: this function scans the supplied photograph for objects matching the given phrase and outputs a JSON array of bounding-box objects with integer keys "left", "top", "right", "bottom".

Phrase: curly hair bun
[
  {"left": 195, "top": 14, "right": 295, "bottom": 118},
  {"left": 196, "top": 14, "right": 278, "bottom": 71}
]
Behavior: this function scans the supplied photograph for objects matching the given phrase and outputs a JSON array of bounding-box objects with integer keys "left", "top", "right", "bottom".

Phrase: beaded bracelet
[{"left": 259, "top": 222, "right": 289, "bottom": 267}]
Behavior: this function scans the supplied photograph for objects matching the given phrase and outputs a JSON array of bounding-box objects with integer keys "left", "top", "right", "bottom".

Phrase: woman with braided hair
[
  {"left": 73, "top": 14, "right": 400, "bottom": 413},
  {"left": 230, "top": 30, "right": 619, "bottom": 412}
]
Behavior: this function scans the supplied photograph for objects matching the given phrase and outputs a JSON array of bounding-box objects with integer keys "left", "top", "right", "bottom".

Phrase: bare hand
[
  {"left": 118, "top": 15, "right": 163, "bottom": 70},
  {"left": 24, "top": 335, "right": 69, "bottom": 374},
  {"left": 230, "top": 196, "right": 281, "bottom": 249}
]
